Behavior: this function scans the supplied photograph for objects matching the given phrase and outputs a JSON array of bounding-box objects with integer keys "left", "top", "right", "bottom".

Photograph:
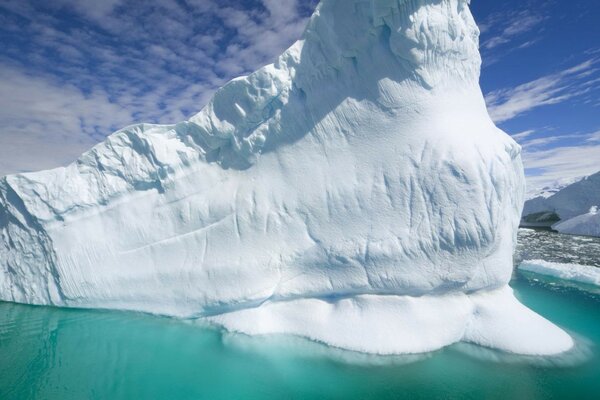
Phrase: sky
[{"left": 0, "top": 0, "right": 598, "bottom": 196}]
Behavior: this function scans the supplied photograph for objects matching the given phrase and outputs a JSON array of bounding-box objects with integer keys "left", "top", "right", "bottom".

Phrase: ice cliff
[{"left": 0, "top": 0, "right": 573, "bottom": 355}]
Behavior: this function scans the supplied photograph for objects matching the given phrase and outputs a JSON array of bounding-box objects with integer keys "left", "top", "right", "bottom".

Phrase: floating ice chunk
[{"left": 519, "top": 260, "right": 600, "bottom": 287}]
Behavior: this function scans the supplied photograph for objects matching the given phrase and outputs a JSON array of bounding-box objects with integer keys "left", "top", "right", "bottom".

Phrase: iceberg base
[{"left": 207, "top": 286, "right": 573, "bottom": 356}]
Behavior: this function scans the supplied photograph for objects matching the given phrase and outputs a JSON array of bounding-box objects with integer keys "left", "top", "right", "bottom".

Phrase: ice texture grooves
[{"left": 0, "top": 0, "right": 572, "bottom": 355}]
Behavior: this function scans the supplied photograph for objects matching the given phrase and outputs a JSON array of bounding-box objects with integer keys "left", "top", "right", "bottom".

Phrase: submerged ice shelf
[
  {"left": 210, "top": 286, "right": 573, "bottom": 356},
  {"left": 0, "top": 0, "right": 573, "bottom": 355}
]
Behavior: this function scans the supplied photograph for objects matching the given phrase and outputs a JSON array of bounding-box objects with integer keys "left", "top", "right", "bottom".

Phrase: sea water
[
  {"left": 1, "top": 230, "right": 599, "bottom": 400},
  {"left": 515, "top": 228, "right": 600, "bottom": 267}
]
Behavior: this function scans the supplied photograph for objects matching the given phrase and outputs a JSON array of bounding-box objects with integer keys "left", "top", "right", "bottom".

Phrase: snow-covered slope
[
  {"left": 0, "top": 0, "right": 572, "bottom": 355},
  {"left": 554, "top": 207, "right": 600, "bottom": 237},
  {"left": 522, "top": 171, "right": 600, "bottom": 235}
]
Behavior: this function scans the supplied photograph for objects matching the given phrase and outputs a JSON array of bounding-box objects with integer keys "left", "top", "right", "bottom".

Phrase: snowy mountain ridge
[{"left": 526, "top": 176, "right": 583, "bottom": 200}]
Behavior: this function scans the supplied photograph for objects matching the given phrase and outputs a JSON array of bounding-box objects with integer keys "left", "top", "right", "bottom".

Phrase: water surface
[{"left": 516, "top": 228, "right": 600, "bottom": 267}]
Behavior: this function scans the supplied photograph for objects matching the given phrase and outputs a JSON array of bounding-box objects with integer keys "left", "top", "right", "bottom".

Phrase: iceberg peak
[{"left": 299, "top": 0, "right": 481, "bottom": 88}]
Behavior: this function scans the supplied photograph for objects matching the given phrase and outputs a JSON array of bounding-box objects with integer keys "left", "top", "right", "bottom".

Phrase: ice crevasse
[{"left": 0, "top": 0, "right": 573, "bottom": 355}]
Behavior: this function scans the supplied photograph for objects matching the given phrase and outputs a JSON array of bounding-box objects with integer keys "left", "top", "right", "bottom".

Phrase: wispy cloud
[
  {"left": 485, "top": 60, "right": 599, "bottom": 123},
  {"left": 585, "top": 129, "right": 600, "bottom": 142},
  {"left": 477, "top": 7, "right": 548, "bottom": 66},
  {"left": 481, "top": 11, "right": 545, "bottom": 50},
  {"left": 523, "top": 143, "right": 600, "bottom": 192},
  {"left": 511, "top": 129, "right": 536, "bottom": 141},
  {"left": 512, "top": 126, "right": 600, "bottom": 193}
]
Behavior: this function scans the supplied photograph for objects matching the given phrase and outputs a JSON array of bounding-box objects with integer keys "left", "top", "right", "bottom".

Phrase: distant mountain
[
  {"left": 522, "top": 171, "right": 600, "bottom": 236},
  {"left": 526, "top": 176, "right": 582, "bottom": 200}
]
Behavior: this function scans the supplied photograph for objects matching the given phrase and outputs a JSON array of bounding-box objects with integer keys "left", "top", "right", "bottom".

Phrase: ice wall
[{"left": 0, "top": 0, "right": 573, "bottom": 355}]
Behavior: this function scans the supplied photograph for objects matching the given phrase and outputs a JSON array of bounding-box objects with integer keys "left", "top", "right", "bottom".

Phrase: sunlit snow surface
[
  {"left": 554, "top": 210, "right": 600, "bottom": 238},
  {"left": 0, "top": 0, "right": 574, "bottom": 355}
]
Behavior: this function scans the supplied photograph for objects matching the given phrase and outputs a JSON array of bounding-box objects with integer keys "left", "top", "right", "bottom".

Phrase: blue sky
[{"left": 0, "top": 0, "right": 598, "bottom": 194}]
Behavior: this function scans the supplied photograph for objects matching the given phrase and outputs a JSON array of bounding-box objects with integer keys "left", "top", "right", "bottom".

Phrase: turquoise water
[{"left": 1, "top": 270, "right": 599, "bottom": 400}]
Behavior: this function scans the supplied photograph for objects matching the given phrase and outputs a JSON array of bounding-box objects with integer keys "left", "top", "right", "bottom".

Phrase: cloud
[
  {"left": 586, "top": 130, "right": 600, "bottom": 143},
  {"left": 514, "top": 127, "right": 600, "bottom": 193},
  {"left": 520, "top": 135, "right": 574, "bottom": 150},
  {"left": 0, "top": 0, "right": 318, "bottom": 176},
  {"left": 482, "top": 11, "right": 544, "bottom": 50},
  {"left": 0, "top": 64, "right": 135, "bottom": 176},
  {"left": 522, "top": 144, "right": 600, "bottom": 192},
  {"left": 476, "top": 7, "right": 550, "bottom": 67},
  {"left": 503, "top": 123, "right": 600, "bottom": 193},
  {"left": 57, "top": 0, "right": 123, "bottom": 23},
  {"left": 511, "top": 129, "right": 536, "bottom": 141},
  {"left": 485, "top": 60, "right": 598, "bottom": 123}
]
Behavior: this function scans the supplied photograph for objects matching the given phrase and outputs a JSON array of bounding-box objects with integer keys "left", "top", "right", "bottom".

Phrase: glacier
[{"left": 0, "top": 0, "right": 573, "bottom": 355}]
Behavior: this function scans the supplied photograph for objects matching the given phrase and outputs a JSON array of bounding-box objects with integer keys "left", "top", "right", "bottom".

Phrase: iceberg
[
  {"left": 554, "top": 206, "right": 600, "bottom": 237},
  {"left": 0, "top": 0, "right": 573, "bottom": 355}
]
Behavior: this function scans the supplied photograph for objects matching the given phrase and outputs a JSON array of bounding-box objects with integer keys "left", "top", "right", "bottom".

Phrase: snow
[
  {"left": 0, "top": 0, "right": 572, "bottom": 355},
  {"left": 519, "top": 260, "right": 600, "bottom": 287}
]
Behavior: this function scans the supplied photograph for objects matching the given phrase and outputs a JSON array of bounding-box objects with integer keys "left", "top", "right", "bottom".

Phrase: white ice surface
[
  {"left": 554, "top": 208, "right": 600, "bottom": 238},
  {"left": 210, "top": 286, "right": 573, "bottom": 356},
  {"left": 0, "top": 0, "right": 572, "bottom": 355},
  {"left": 519, "top": 259, "right": 600, "bottom": 287}
]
